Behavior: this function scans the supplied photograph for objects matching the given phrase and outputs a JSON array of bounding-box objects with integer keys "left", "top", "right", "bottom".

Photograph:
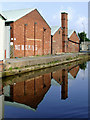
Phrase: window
[{"left": 59, "top": 31, "right": 60, "bottom": 34}]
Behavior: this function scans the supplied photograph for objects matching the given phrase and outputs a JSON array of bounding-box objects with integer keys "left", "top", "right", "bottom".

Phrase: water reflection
[
  {"left": 0, "top": 78, "right": 4, "bottom": 120},
  {"left": 79, "top": 61, "right": 87, "bottom": 70},
  {"left": 1, "top": 60, "right": 88, "bottom": 118}
]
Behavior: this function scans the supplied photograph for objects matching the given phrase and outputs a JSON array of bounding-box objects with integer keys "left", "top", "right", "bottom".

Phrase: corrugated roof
[
  {"left": 2, "top": 8, "right": 35, "bottom": 22},
  {"left": 0, "top": 11, "right": 6, "bottom": 20},
  {"left": 51, "top": 26, "right": 62, "bottom": 35},
  {"left": 2, "top": 8, "right": 51, "bottom": 28}
]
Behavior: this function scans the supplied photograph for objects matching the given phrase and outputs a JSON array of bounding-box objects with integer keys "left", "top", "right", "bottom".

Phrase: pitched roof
[
  {"left": 51, "top": 26, "right": 62, "bottom": 35},
  {"left": 5, "top": 101, "right": 36, "bottom": 111},
  {"left": 0, "top": 12, "right": 6, "bottom": 20},
  {"left": 2, "top": 8, "right": 51, "bottom": 28},
  {"left": 68, "top": 72, "right": 74, "bottom": 80},
  {"left": 51, "top": 78, "right": 60, "bottom": 86},
  {"left": 68, "top": 29, "right": 75, "bottom": 38},
  {"left": 68, "top": 29, "right": 80, "bottom": 40},
  {"left": 2, "top": 8, "right": 35, "bottom": 22}
]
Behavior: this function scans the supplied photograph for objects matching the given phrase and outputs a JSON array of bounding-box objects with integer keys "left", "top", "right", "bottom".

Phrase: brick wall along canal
[{"left": 0, "top": 59, "right": 89, "bottom": 119}]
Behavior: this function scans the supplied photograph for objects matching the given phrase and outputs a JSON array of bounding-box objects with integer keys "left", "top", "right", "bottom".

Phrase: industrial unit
[
  {"left": 51, "top": 12, "right": 80, "bottom": 54},
  {"left": 2, "top": 8, "right": 51, "bottom": 58},
  {"left": 0, "top": 8, "right": 80, "bottom": 59}
]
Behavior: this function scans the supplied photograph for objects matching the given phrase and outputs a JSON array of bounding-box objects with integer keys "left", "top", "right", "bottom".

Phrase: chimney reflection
[
  {"left": 61, "top": 69, "right": 68, "bottom": 100},
  {"left": 3, "top": 63, "right": 80, "bottom": 113},
  {"left": 52, "top": 64, "right": 80, "bottom": 100}
]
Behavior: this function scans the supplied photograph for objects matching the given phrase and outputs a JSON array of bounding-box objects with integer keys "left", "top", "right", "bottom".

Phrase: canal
[{"left": 0, "top": 59, "right": 89, "bottom": 119}]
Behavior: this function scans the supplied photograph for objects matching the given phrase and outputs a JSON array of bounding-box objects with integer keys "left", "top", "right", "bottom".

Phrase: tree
[
  {"left": 79, "top": 61, "right": 87, "bottom": 70},
  {"left": 78, "top": 32, "right": 90, "bottom": 43}
]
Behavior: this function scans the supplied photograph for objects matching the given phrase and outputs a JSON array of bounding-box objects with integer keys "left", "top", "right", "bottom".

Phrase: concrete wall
[
  {"left": 52, "top": 28, "right": 62, "bottom": 54},
  {"left": 10, "top": 9, "right": 51, "bottom": 58},
  {"left": 0, "top": 95, "right": 4, "bottom": 120},
  {"left": 80, "top": 42, "right": 90, "bottom": 51},
  {"left": 0, "top": 16, "right": 5, "bottom": 60}
]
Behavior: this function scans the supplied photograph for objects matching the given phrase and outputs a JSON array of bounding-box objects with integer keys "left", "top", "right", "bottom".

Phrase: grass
[{"left": 9, "top": 67, "right": 13, "bottom": 71}]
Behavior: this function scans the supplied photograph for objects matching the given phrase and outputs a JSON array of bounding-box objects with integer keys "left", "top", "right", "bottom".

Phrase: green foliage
[
  {"left": 9, "top": 67, "right": 13, "bottom": 70},
  {"left": 78, "top": 32, "right": 90, "bottom": 43},
  {"left": 79, "top": 62, "right": 87, "bottom": 70}
]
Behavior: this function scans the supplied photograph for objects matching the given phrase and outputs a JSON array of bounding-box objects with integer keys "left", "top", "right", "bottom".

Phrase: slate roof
[
  {"left": 0, "top": 12, "right": 6, "bottom": 20},
  {"left": 51, "top": 26, "right": 62, "bottom": 35},
  {"left": 68, "top": 29, "right": 80, "bottom": 40},
  {"left": 2, "top": 8, "right": 50, "bottom": 28},
  {"left": 68, "top": 72, "right": 74, "bottom": 80},
  {"left": 51, "top": 78, "right": 60, "bottom": 86},
  {"left": 5, "top": 101, "right": 36, "bottom": 111},
  {"left": 51, "top": 26, "right": 77, "bottom": 38},
  {"left": 68, "top": 29, "right": 75, "bottom": 38},
  {"left": 2, "top": 8, "right": 35, "bottom": 22}
]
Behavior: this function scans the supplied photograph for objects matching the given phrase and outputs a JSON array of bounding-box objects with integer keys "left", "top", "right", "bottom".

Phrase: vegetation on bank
[{"left": 78, "top": 32, "right": 90, "bottom": 43}]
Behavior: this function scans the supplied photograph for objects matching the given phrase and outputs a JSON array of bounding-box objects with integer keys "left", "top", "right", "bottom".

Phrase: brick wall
[
  {"left": 68, "top": 32, "right": 80, "bottom": 53},
  {"left": 61, "top": 13, "right": 68, "bottom": 52},
  {"left": 9, "top": 73, "right": 51, "bottom": 108},
  {"left": 69, "top": 65, "right": 80, "bottom": 78},
  {"left": 52, "top": 70, "right": 63, "bottom": 84},
  {"left": 52, "top": 69, "right": 68, "bottom": 99},
  {"left": 10, "top": 9, "right": 51, "bottom": 58},
  {"left": 52, "top": 28, "right": 62, "bottom": 54}
]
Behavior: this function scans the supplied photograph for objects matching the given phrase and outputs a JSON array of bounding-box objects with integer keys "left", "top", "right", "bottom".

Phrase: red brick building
[
  {"left": 2, "top": 9, "right": 80, "bottom": 58},
  {"left": 51, "top": 12, "right": 80, "bottom": 54},
  {"left": 68, "top": 30, "right": 80, "bottom": 53},
  {"left": 4, "top": 73, "right": 51, "bottom": 109},
  {"left": 3, "top": 8, "right": 51, "bottom": 58},
  {"left": 51, "top": 26, "right": 63, "bottom": 54}
]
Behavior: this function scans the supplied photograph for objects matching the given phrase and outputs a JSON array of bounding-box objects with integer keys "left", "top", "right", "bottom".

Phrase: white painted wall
[
  {"left": 5, "top": 26, "right": 10, "bottom": 59},
  {"left": 0, "top": 16, "right": 5, "bottom": 60}
]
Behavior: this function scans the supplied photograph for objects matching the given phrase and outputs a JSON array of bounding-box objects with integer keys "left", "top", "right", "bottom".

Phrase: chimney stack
[{"left": 61, "top": 12, "right": 68, "bottom": 52}]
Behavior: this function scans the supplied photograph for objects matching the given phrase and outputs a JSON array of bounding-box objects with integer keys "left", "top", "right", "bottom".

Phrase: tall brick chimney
[{"left": 61, "top": 12, "right": 68, "bottom": 52}]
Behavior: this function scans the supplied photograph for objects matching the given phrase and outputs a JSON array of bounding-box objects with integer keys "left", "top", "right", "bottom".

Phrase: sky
[{"left": 0, "top": 2, "right": 89, "bottom": 36}]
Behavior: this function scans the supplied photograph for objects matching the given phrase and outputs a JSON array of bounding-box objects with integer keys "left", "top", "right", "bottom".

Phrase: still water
[{"left": 0, "top": 60, "right": 89, "bottom": 119}]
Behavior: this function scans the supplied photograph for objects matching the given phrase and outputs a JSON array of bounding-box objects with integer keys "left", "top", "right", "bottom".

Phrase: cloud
[
  {"left": 60, "top": 6, "right": 75, "bottom": 21},
  {"left": 51, "top": 6, "right": 75, "bottom": 26},
  {"left": 0, "top": 2, "right": 2, "bottom": 11},
  {"left": 75, "top": 16, "right": 88, "bottom": 34},
  {"left": 52, "top": 6, "right": 75, "bottom": 21}
]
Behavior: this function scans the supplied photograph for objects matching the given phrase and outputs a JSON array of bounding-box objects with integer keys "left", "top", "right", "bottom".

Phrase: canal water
[{"left": 0, "top": 60, "right": 89, "bottom": 119}]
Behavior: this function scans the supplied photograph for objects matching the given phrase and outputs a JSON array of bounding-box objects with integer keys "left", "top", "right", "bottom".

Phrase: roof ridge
[{"left": 2, "top": 8, "right": 36, "bottom": 12}]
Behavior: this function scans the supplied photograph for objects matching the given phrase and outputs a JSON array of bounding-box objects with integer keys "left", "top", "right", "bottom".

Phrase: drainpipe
[
  {"left": 42, "top": 27, "right": 46, "bottom": 55},
  {"left": 51, "top": 35, "right": 53, "bottom": 55},
  {"left": 24, "top": 24, "right": 27, "bottom": 57},
  {"left": 34, "top": 22, "right": 37, "bottom": 56}
]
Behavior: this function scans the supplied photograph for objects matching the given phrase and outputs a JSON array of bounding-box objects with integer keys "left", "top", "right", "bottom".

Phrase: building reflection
[
  {"left": 4, "top": 73, "right": 51, "bottom": 109},
  {"left": 51, "top": 64, "right": 80, "bottom": 100},
  {"left": 0, "top": 78, "right": 4, "bottom": 120},
  {"left": 3, "top": 64, "right": 80, "bottom": 111}
]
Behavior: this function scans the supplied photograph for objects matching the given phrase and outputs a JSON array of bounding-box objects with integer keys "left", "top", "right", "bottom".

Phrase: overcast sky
[{"left": 0, "top": 2, "right": 88, "bottom": 36}]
